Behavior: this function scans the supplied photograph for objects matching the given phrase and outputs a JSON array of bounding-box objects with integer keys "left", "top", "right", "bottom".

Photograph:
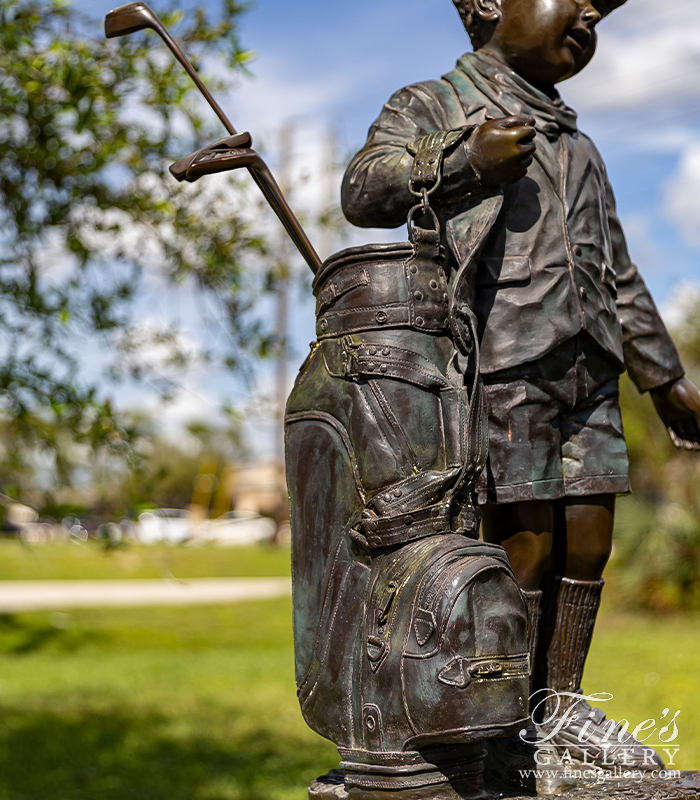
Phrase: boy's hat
[{"left": 602, "top": 0, "right": 628, "bottom": 15}]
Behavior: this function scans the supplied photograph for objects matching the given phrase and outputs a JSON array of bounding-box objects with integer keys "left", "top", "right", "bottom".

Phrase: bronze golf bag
[{"left": 286, "top": 134, "right": 530, "bottom": 798}]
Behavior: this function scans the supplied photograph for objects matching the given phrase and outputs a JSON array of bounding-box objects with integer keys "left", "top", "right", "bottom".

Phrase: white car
[
  {"left": 204, "top": 510, "right": 276, "bottom": 546},
  {"left": 137, "top": 509, "right": 194, "bottom": 545}
]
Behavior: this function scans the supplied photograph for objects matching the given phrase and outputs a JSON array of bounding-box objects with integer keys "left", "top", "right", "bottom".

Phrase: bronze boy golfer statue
[{"left": 340, "top": 0, "right": 700, "bottom": 791}]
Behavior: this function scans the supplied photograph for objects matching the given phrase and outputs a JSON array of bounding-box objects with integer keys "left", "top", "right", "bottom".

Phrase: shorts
[{"left": 475, "top": 335, "right": 631, "bottom": 505}]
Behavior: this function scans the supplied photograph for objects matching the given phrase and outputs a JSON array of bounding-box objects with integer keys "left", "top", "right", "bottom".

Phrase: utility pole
[
  {"left": 274, "top": 123, "right": 293, "bottom": 519},
  {"left": 320, "top": 124, "right": 339, "bottom": 261}
]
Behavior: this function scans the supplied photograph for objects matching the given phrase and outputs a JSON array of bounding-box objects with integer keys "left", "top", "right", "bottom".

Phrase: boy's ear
[{"left": 472, "top": 0, "right": 502, "bottom": 24}]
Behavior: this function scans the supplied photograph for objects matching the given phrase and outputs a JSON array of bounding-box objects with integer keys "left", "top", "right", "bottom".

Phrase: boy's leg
[
  {"left": 539, "top": 495, "right": 614, "bottom": 708},
  {"left": 483, "top": 495, "right": 612, "bottom": 706},
  {"left": 554, "top": 494, "right": 614, "bottom": 580},
  {"left": 538, "top": 495, "right": 663, "bottom": 767},
  {"left": 484, "top": 496, "right": 662, "bottom": 767},
  {"left": 481, "top": 495, "right": 612, "bottom": 685},
  {"left": 480, "top": 500, "right": 554, "bottom": 590},
  {"left": 481, "top": 493, "right": 614, "bottom": 583}
]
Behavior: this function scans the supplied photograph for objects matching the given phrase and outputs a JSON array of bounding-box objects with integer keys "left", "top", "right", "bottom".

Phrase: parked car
[
  {"left": 203, "top": 510, "right": 276, "bottom": 546},
  {"left": 137, "top": 509, "right": 195, "bottom": 545}
]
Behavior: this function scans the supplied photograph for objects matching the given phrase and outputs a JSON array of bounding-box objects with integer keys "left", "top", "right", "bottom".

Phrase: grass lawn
[
  {"left": 0, "top": 543, "right": 696, "bottom": 798},
  {"left": 0, "top": 539, "right": 292, "bottom": 581},
  {"left": 0, "top": 598, "right": 336, "bottom": 800}
]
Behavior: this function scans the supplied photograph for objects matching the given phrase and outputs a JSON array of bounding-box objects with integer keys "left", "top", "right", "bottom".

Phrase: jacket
[{"left": 341, "top": 51, "right": 683, "bottom": 391}]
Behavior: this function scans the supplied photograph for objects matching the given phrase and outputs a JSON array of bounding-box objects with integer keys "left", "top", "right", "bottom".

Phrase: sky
[{"left": 76, "top": 0, "right": 700, "bottom": 455}]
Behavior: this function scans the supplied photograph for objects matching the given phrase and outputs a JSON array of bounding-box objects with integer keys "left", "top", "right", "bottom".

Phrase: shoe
[
  {"left": 540, "top": 691, "right": 665, "bottom": 770},
  {"left": 308, "top": 769, "right": 347, "bottom": 800}
]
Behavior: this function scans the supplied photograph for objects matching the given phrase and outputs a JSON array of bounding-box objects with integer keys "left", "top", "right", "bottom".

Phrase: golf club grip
[{"left": 249, "top": 165, "right": 322, "bottom": 274}]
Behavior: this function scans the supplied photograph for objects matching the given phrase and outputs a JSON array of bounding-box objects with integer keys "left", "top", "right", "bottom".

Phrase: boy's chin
[
  {"left": 515, "top": 60, "right": 579, "bottom": 89},
  {"left": 563, "top": 54, "right": 595, "bottom": 82},
  {"left": 502, "top": 45, "right": 595, "bottom": 88},
  {"left": 551, "top": 48, "right": 596, "bottom": 84}
]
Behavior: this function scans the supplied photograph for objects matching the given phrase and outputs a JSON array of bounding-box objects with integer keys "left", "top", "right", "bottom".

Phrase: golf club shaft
[
  {"left": 154, "top": 22, "right": 237, "bottom": 136},
  {"left": 252, "top": 164, "right": 321, "bottom": 274},
  {"left": 139, "top": 11, "right": 322, "bottom": 272}
]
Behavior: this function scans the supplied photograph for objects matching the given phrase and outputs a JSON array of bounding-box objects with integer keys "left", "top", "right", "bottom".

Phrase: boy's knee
[{"left": 564, "top": 539, "right": 612, "bottom": 581}]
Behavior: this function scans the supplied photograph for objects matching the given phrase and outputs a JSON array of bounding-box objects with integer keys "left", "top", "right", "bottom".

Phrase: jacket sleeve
[
  {"left": 607, "top": 178, "right": 685, "bottom": 392},
  {"left": 341, "top": 82, "right": 481, "bottom": 229}
]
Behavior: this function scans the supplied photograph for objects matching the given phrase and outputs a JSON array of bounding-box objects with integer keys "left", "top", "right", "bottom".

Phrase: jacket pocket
[{"left": 476, "top": 255, "right": 531, "bottom": 286}]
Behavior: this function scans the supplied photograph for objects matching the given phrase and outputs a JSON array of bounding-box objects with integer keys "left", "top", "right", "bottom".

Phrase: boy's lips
[{"left": 565, "top": 27, "right": 592, "bottom": 54}]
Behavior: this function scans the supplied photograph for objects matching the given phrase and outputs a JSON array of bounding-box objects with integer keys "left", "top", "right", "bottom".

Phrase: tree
[
  {"left": 0, "top": 0, "right": 273, "bottom": 507},
  {"left": 614, "top": 288, "right": 700, "bottom": 610}
]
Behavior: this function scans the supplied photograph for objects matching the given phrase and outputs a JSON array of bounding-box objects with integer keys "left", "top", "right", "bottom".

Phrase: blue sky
[{"left": 77, "top": 0, "right": 700, "bottom": 451}]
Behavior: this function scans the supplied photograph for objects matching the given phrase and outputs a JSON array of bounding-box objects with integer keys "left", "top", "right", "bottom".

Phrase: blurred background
[{"left": 0, "top": 0, "right": 699, "bottom": 796}]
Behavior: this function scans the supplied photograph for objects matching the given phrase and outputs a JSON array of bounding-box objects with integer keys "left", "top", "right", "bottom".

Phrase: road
[{"left": 0, "top": 577, "right": 292, "bottom": 612}]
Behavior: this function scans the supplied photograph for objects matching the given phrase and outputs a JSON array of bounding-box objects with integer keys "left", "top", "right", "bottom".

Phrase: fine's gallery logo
[{"left": 520, "top": 690, "right": 682, "bottom": 775}]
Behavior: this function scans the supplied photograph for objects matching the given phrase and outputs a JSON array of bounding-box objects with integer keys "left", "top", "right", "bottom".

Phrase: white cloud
[
  {"left": 567, "top": 0, "right": 700, "bottom": 115},
  {"left": 664, "top": 141, "right": 700, "bottom": 246},
  {"left": 619, "top": 211, "right": 665, "bottom": 272}
]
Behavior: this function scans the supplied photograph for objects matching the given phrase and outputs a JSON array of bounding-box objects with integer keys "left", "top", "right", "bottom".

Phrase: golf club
[{"left": 105, "top": 2, "right": 322, "bottom": 274}]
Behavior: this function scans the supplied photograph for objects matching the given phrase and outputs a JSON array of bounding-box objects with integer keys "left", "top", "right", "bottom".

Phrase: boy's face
[{"left": 484, "top": 0, "right": 608, "bottom": 89}]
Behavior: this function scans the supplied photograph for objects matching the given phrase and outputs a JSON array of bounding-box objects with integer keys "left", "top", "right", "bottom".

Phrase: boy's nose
[{"left": 580, "top": 1, "right": 602, "bottom": 26}]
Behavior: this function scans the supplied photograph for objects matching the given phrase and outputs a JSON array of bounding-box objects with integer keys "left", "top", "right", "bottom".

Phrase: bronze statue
[
  {"left": 342, "top": 0, "right": 700, "bottom": 787},
  {"left": 104, "top": 2, "right": 700, "bottom": 796}
]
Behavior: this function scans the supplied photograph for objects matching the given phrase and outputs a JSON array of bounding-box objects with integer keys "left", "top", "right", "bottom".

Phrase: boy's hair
[{"left": 452, "top": 0, "right": 493, "bottom": 50}]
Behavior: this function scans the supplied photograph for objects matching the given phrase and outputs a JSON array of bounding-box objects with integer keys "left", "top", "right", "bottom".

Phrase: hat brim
[{"left": 602, "top": 0, "right": 628, "bottom": 15}]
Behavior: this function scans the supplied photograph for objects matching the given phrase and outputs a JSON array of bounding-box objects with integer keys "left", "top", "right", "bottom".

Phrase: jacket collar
[{"left": 454, "top": 50, "right": 578, "bottom": 142}]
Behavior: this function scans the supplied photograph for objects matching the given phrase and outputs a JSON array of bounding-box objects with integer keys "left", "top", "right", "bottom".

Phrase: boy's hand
[
  {"left": 650, "top": 376, "right": 700, "bottom": 450},
  {"left": 467, "top": 116, "right": 537, "bottom": 186}
]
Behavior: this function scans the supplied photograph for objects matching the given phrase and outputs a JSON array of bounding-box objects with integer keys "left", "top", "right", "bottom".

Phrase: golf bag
[{"left": 285, "top": 202, "right": 529, "bottom": 794}]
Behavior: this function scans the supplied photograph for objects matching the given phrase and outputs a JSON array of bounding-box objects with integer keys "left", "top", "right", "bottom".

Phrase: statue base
[
  {"left": 309, "top": 769, "right": 700, "bottom": 799},
  {"left": 496, "top": 769, "right": 700, "bottom": 798}
]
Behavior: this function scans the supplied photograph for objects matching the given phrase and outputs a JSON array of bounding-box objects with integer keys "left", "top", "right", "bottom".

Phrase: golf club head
[{"left": 105, "top": 2, "right": 162, "bottom": 38}]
